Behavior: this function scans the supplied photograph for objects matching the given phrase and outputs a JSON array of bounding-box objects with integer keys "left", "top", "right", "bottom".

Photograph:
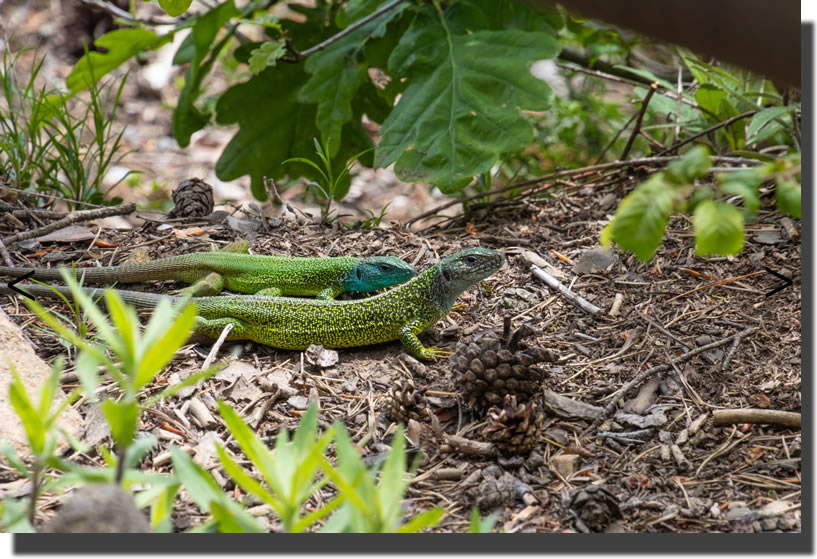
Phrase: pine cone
[
  {"left": 385, "top": 379, "right": 429, "bottom": 423},
  {"left": 169, "top": 178, "right": 214, "bottom": 218},
  {"left": 450, "top": 327, "right": 557, "bottom": 411},
  {"left": 568, "top": 485, "right": 622, "bottom": 533},
  {"left": 474, "top": 473, "right": 516, "bottom": 511},
  {"left": 482, "top": 395, "right": 545, "bottom": 455}
]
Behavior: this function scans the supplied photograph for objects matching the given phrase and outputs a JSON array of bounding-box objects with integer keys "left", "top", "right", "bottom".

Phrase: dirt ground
[
  {"left": 0, "top": 176, "right": 802, "bottom": 533},
  {"left": 0, "top": 0, "right": 802, "bottom": 534}
]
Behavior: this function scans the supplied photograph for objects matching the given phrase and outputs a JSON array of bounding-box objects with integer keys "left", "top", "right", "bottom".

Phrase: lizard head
[
  {"left": 343, "top": 256, "right": 416, "bottom": 292},
  {"left": 432, "top": 247, "right": 505, "bottom": 311}
]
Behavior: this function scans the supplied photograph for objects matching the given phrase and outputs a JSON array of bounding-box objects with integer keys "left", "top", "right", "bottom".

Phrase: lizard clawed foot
[{"left": 420, "top": 346, "right": 451, "bottom": 360}]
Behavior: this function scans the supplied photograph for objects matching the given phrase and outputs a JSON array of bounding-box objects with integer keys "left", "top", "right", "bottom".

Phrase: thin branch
[
  {"left": 80, "top": 0, "right": 182, "bottom": 25},
  {"left": 0, "top": 237, "right": 13, "bottom": 267},
  {"left": 2, "top": 203, "right": 136, "bottom": 245},
  {"left": 530, "top": 264, "right": 601, "bottom": 315},
  {"left": 594, "top": 111, "right": 638, "bottom": 164},
  {"left": 558, "top": 48, "right": 688, "bottom": 86},
  {"left": 283, "top": 0, "right": 408, "bottom": 62},
  {"left": 620, "top": 82, "right": 659, "bottom": 160},
  {"left": 654, "top": 110, "right": 757, "bottom": 156},
  {"left": 583, "top": 327, "right": 759, "bottom": 435},
  {"left": 712, "top": 408, "right": 801, "bottom": 428},
  {"left": 404, "top": 155, "right": 762, "bottom": 226},
  {"left": 555, "top": 61, "right": 703, "bottom": 111}
]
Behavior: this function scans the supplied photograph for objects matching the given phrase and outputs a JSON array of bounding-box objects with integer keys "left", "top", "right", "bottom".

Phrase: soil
[{"left": 0, "top": 0, "right": 802, "bottom": 535}]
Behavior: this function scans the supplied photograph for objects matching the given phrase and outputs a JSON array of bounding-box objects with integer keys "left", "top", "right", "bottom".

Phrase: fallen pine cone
[
  {"left": 568, "top": 484, "right": 623, "bottom": 533},
  {"left": 451, "top": 325, "right": 557, "bottom": 411},
  {"left": 385, "top": 379, "right": 430, "bottom": 423},
  {"left": 482, "top": 395, "right": 545, "bottom": 455}
]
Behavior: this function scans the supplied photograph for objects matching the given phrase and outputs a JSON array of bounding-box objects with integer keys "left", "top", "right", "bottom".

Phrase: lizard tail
[
  {"left": 0, "top": 255, "right": 204, "bottom": 285},
  {"left": 0, "top": 283, "right": 170, "bottom": 308}
]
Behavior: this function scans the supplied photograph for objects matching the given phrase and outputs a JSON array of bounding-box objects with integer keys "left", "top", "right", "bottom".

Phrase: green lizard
[
  {"left": 0, "top": 240, "right": 415, "bottom": 299},
  {"left": 1, "top": 247, "right": 504, "bottom": 359}
]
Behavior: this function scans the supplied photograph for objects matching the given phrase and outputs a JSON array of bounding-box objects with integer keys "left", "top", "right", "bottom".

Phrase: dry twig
[
  {"left": 2, "top": 203, "right": 136, "bottom": 245},
  {"left": 712, "top": 409, "right": 801, "bottom": 428},
  {"left": 584, "top": 327, "right": 759, "bottom": 435}
]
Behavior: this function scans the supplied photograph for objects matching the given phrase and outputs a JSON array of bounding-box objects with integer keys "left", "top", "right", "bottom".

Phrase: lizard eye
[
  {"left": 465, "top": 255, "right": 478, "bottom": 264},
  {"left": 380, "top": 264, "right": 391, "bottom": 271}
]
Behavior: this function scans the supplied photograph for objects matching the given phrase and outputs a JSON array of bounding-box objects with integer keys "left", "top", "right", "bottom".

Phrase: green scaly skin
[
  {"left": 1, "top": 248, "right": 504, "bottom": 359},
  {"left": 0, "top": 240, "right": 415, "bottom": 299}
]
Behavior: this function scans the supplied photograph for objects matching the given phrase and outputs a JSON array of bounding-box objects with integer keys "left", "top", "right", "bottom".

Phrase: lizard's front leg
[
  {"left": 398, "top": 320, "right": 449, "bottom": 360},
  {"left": 175, "top": 272, "right": 226, "bottom": 297}
]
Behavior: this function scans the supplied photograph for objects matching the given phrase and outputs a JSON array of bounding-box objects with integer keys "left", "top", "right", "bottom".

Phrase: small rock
[
  {"left": 754, "top": 230, "right": 782, "bottom": 244},
  {"left": 341, "top": 377, "right": 358, "bottom": 393},
  {"left": 305, "top": 344, "right": 339, "bottom": 368},
  {"left": 573, "top": 247, "right": 617, "bottom": 275},
  {"left": 287, "top": 395, "right": 309, "bottom": 410},
  {"left": 760, "top": 518, "right": 778, "bottom": 531},
  {"left": 43, "top": 485, "right": 150, "bottom": 533}
]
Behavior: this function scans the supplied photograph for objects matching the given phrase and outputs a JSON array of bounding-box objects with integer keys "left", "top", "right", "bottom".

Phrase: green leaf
[
  {"left": 776, "top": 178, "right": 801, "bottom": 218},
  {"left": 396, "top": 507, "right": 444, "bottom": 533},
  {"left": 37, "top": 358, "right": 61, "bottom": 418},
  {"left": 300, "top": 1, "right": 409, "bottom": 157},
  {"left": 747, "top": 105, "right": 795, "bottom": 142},
  {"left": 144, "top": 363, "right": 223, "bottom": 408},
  {"left": 169, "top": 445, "right": 224, "bottom": 510},
  {"left": 610, "top": 174, "right": 677, "bottom": 262},
  {"left": 376, "top": 4, "right": 559, "bottom": 192},
  {"left": 124, "top": 434, "right": 159, "bottom": 469},
  {"left": 336, "top": 0, "right": 384, "bottom": 28},
  {"left": 665, "top": 146, "right": 712, "bottom": 185},
  {"left": 216, "top": 444, "right": 283, "bottom": 516},
  {"left": 148, "top": 483, "right": 180, "bottom": 532},
  {"left": 469, "top": 507, "right": 498, "bottom": 533},
  {"left": 67, "top": 29, "right": 162, "bottom": 91},
  {"left": 248, "top": 41, "right": 286, "bottom": 75},
  {"left": 209, "top": 500, "right": 261, "bottom": 533},
  {"left": 1, "top": 497, "right": 35, "bottom": 533},
  {"left": 101, "top": 399, "right": 140, "bottom": 449},
  {"left": 134, "top": 302, "right": 197, "bottom": 391},
  {"left": 0, "top": 442, "right": 30, "bottom": 476},
  {"left": 104, "top": 290, "right": 139, "bottom": 373},
  {"left": 159, "top": 0, "right": 192, "bottom": 17},
  {"left": 719, "top": 169, "right": 761, "bottom": 217},
  {"left": 174, "top": 0, "right": 238, "bottom": 147},
  {"left": 695, "top": 84, "right": 728, "bottom": 119},
  {"left": 8, "top": 366, "right": 46, "bottom": 455},
  {"left": 217, "top": 401, "right": 280, "bottom": 492},
  {"left": 215, "top": 63, "right": 372, "bottom": 199},
  {"left": 75, "top": 348, "right": 101, "bottom": 404},
  {"left": 693, "top": 200, "right": 745, "bottom": 256},
  {"left": 378, "top": 428, "right": 408, "bottom": 529}
]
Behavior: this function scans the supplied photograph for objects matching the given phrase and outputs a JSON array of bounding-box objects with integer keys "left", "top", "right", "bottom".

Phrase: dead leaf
[
  {"left": 749, "top": 394, "right": 771, "bottom": 408},
  {"left": 224, "top": 377, "right": 262, "bottom": 402},
  {"left": 746, "top": 446, "right": 768, "bottom": 461},
  {"left": 37, "top": 225, "right": 95, "bottom": 243},
  {"left": 215, "top": 361, "right": 258, "bottom": 383}
]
